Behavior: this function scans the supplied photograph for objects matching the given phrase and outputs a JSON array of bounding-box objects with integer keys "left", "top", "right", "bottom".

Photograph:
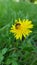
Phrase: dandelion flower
[{"left": 10, "top": 19, "right": 33, "bottom": 40}]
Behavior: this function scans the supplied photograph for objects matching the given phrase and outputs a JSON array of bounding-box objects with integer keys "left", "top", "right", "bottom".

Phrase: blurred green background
[{"left": 0, "top": 0, "right": 37, "bottom": 65}]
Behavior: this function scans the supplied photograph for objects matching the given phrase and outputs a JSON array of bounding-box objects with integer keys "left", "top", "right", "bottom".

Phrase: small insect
[{"left": 15, "top": 23, "right": 21, "bottom": 29}]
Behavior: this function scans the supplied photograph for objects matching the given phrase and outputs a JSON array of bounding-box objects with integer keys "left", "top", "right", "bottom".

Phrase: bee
[{"left": 15, "top": 23, "right": 21, "bottom": 29}]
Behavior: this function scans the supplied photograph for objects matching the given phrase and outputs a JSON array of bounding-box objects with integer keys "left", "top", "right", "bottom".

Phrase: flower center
[{"left": 15, "top": 23, "right": 21, "bottom": 29}]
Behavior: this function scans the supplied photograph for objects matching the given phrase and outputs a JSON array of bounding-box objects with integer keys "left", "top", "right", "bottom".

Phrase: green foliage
[{"left": 0, "top": 0, "right": 37, "bottom": 65}]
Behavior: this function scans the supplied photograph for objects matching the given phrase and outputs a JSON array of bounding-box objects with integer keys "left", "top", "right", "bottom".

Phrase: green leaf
[
  {"left": 0, "top": 53, "right": 4, "bottom": 63},
  {"left": 2, "top": 48, "right": 8, "bottom": 55}
]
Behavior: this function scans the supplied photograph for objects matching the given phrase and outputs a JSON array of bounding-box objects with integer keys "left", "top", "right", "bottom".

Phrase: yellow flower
[{"left": 10, "top": 19, "right": 33, "bottom": 40}]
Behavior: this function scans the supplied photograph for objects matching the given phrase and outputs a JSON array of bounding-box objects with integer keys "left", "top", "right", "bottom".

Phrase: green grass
[{"left": 0, "top": 0, "right": 37, "bottom": 65}]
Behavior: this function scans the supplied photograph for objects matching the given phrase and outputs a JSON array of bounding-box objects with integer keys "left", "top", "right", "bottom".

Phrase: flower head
[{"left": 10, "top": 19, "right": 33, "bottom": 40}]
